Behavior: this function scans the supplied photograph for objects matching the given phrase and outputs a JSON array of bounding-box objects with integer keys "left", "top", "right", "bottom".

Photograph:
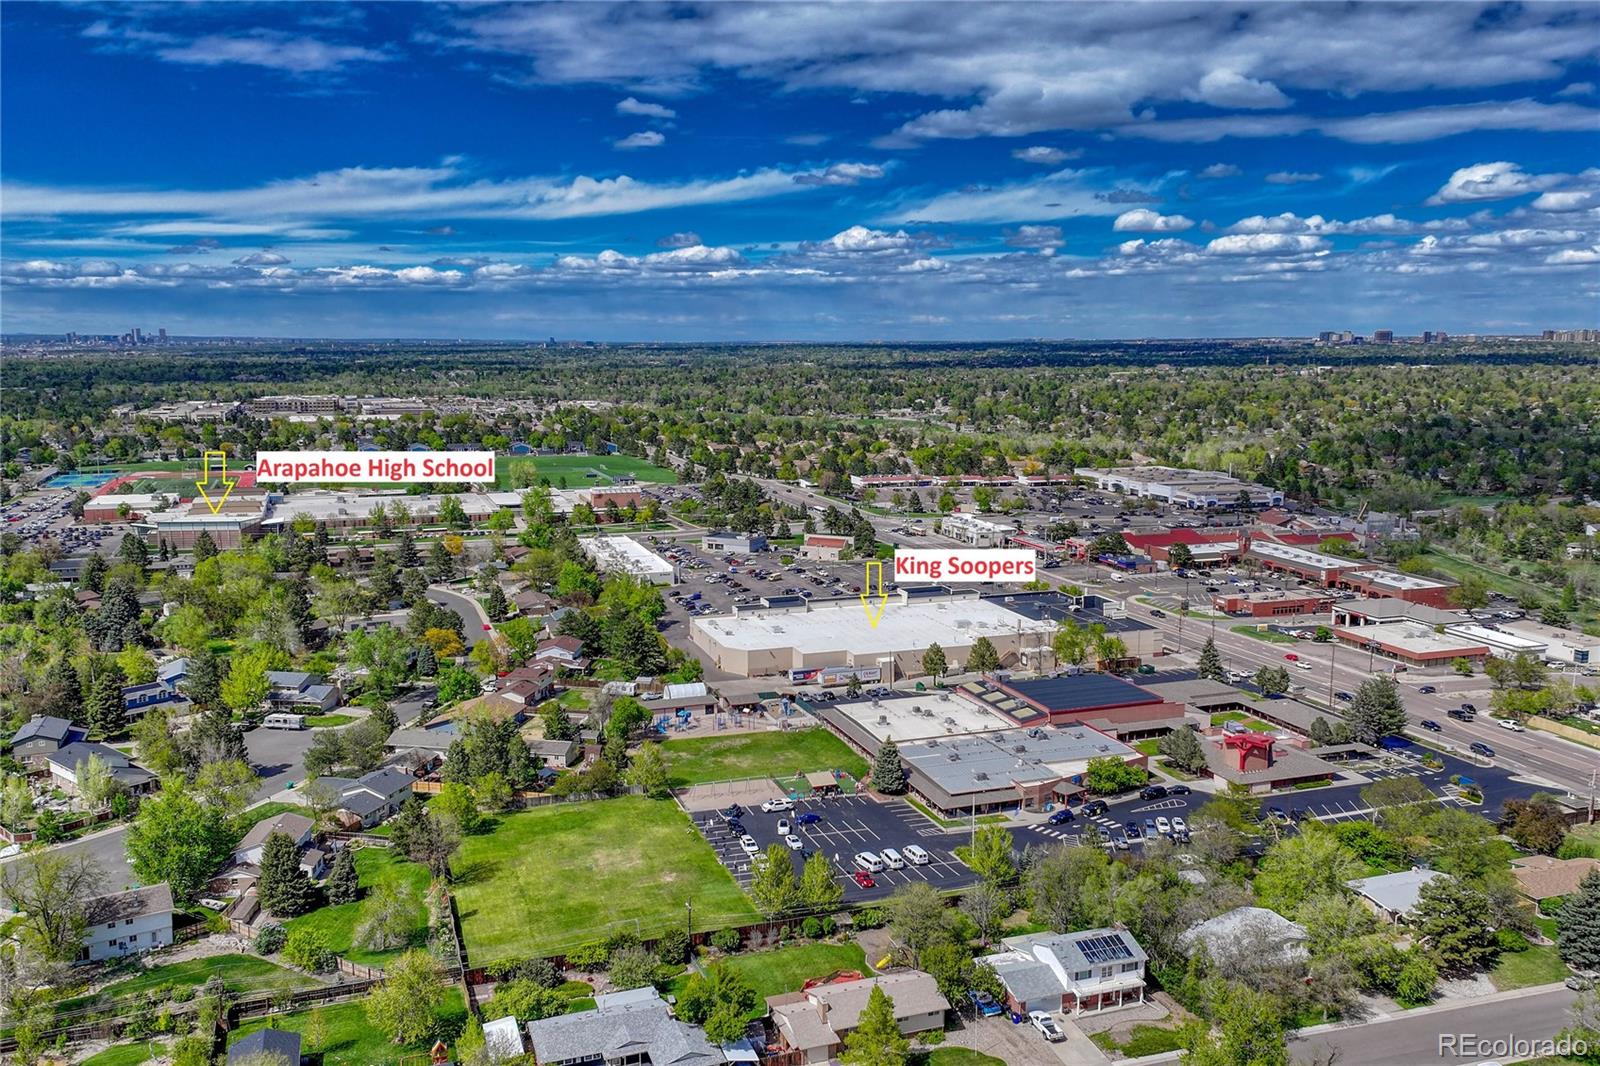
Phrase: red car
[
  {"left": 1283, "top": 653, "right": 1298, "bottom": 661},
  {"left": 852, "top": 870, "right": 875, "bottom": 889}
]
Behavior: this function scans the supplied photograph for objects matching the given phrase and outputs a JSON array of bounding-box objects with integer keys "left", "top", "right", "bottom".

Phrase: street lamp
[{"left": 686, "top": 901, "right": 693, "bottom": 941}]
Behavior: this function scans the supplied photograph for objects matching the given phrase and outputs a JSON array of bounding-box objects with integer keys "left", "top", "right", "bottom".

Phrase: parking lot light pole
[{"left": 686, "top": 900, "right": 692, "bottom": 940}]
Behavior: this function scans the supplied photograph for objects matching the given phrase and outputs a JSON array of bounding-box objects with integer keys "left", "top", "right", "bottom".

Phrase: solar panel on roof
[{"left": 1078, "top": 934, "right": 1133, "bottom": 963}]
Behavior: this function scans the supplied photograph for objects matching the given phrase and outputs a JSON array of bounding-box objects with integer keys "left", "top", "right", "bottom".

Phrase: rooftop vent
[
  {"left": 947, "top": 751, "right": 961, "bottom": 761},
  {"left": 973, "top": 771, "right": 989, "bottom": 781}
]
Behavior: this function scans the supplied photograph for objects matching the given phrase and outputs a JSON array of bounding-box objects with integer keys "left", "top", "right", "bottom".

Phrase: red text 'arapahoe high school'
[{"left": 253, "top": 451, "right": 496, "bottom": 483}]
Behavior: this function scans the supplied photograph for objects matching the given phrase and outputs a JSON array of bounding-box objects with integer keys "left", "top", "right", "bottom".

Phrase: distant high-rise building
[
  {"left": 1542, "top": 329, "right": 1557, "bottom": 340},
  {"left": 1372, "top": 330, "right": 1393, "bottom": 344},
  {"left": 1317, "top": 331, "right": 1337, "bottom": 342},
  {"left": 158, "top": 328, "right": 167, "bottom": 342}
]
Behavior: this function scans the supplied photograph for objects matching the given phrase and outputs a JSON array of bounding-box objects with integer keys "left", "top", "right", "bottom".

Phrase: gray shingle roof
[
  {"left": 11, "top": 715, "right": 75, "bottom": 745},
  {"left": 229, "top": 1027, "right": 301, "bottom": 1065},
  {"left": 525, "top": 988, "right": 723, "bottom": 1065}
]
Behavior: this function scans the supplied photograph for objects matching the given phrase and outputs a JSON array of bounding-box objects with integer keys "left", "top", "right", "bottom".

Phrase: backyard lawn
[
  {"left": 81, "top": 1042, "right": 167, "bottom": 1066},
  {"left": 495, "top": 453, "right": 677, "bottom": 490},
  {"left": 57, "top": 954, "right": 315, "bottom": 1017},
  {"left": 237, "top": 801, "right": 303, "bottom": 830},
  {"left": 661, "top": 729, "right": 868, "bottom": 788},
  {"left": 922, "top": 1051, "right": 1007, "bottom": 1066},
  {"left": 284, "top": 847, "right": 430, "bottom": 967},
  {"left": 669, "top": 942, "right": 869, "bottom": 1018},
  {"left": 451, "top": 795, "right": 759, "bottom": 963},
  {"left": 228, "top": 989, "right": 467, "bottom": 1066}
]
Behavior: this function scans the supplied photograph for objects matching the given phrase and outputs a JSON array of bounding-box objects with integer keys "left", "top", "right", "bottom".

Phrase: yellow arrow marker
[
  {"left": 859, "top": 559, "right": 890, "bottom": 628},
  {"left": 195, "top": 450, "right": 237, "bottom": 514}
]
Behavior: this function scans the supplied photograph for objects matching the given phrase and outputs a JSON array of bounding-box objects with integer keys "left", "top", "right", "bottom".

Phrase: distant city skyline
[{"left": 2, "top": 2, "right": 1597, "bottom": 340}]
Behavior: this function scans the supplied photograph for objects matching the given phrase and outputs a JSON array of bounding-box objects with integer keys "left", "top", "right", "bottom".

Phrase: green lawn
[
  {"left": 305, "top": 713, "right": 357, "bottom": 728},
  {"left": 284, "top": 848, "right": 431, "bottom": 967},
  {"left": 495, "top": 453, "right": 677, "bottom": 490},
  {"left": 81, "top": 1041, "right": 167, "bottom": 1066},
  {"left": 1134, "top": 738, "right": 1162, "bottom": 757},
  {"left": 57, "top": 955, "right": 314, "bottom": 1017},
  {"left": 1490, "top": 944, "right": 1570, "bottom": 991},
  {"left": 669, "top": 942, "right": 869, "bottom": 1018},
  {"left": 228, "top": 988, "right": 467, "bottom": 1066},
  {"left": 661, "top": 729, "right": 868, "bottom": 788},
  {"left": 904, "top": 795, "right": 1010, "bottom": 829},
  {"left": 237, "top": 801, "right": 303, "bottom": 830},
  {"left": 450, "top": 796, "right": 759, "bottom": 963},
  {"left": 1209, "top": 711, "right": 1275, "bottom": 730},
  {"left": 1091, "top": 1024, "right": 1186, "bottom": 1057}
]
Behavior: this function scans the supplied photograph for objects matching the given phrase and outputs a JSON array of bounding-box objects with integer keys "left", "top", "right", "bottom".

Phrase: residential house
[
  {"left": 228, "top": 1028, "right": 303, "bottom": 1066},
  {"left": 77, "top": 883, "right": 174, "bottom": 963},
  {"left": 1346, "top": 869, "right": 1447, "bottom": 924},
  {"left": 766, "top": 971, "right": 948, "bottom": 1065},
  {"left": 525, "top": 986, "right": 724, "bottom": 1066},
  {"left": 499, "top": 663, "right": 557, "bottom": 706},
  {"left": 528, "top": 737, "right": 581, "bottom": 767},
  {"left": 982, "top": 928, "right": 1148, "bottom": 1016},
  {"left": 481, "top": 1015, "right": 525, "bottom": 1059},
  {"left": 331, "top": 766, "right": 415, "bottom": 828},
  {"left": 232, "top": 812, "right": 315, "bottom": 866},
  {"left": 45, "top": 742, "right": 157, "bottom": 797},
  {"left": 1177, "top": 906, "right": 1309, "bottom": 970},
  {"left": 265, "top": 671, "right": 341, "bottom": 714},
  {"left": 299, "top": 847, "right": 330, "bottom": 881},
  {"left": 9, "top": 715, "right": 86, "bottom": 766},
  {"left": 1511, "top": 855, "right": 1600, "bottom": 903},
  {"left": 534, "top": 636, "right": 588, "bottom": 670}
]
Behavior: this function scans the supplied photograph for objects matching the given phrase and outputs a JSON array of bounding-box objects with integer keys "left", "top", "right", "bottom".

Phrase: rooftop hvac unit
[
  {"left": 927, "top": 738, "right": 940, "bottom": 746},
  {"left": 1013, "top": 743, "right": 1028, "bottom": 753},
  {"left": 1028, "top": 727, "right": 1045, "bottom": 739},
  {"left": 1096, "top": 744, "right": 1109, "bottom": 752},
  {"left": 947, "top": 751, "right": 961, "bottom": 761},
  {"left": 944, "top": 717, "right": 956, "bottom": 726},
  {"left": 912, "top": 706, "right": 922, "bottom": 715},
  {"left": 878, "top": 715, "right": 889, "bottom": 725},
  {"left": 973, "top": 771, "right": 989, "bottom": 781}
]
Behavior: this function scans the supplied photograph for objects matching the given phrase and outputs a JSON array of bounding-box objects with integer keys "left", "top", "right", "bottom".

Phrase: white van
[
  {"left": 901, "top": 844, "right": 931, "bottom": 865},
  {"left": 262, "top": 713, "right": 306, "bottom": 731},
  {"left": 853, "top": 851, "right": 885, "bottom": 873},
  {"left": 1109, "top": 573, "right": 1126, "bottom": 583},
  {"left": 879, "top": 848, "right": 906, "bottom": 870}
]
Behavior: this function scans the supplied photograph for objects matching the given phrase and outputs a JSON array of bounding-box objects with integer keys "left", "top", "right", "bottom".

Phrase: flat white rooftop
[
  {"left": 693, "top": 597, "right": 1055, "bottom": 656},
  {"left": 1249, "top": 541, "right": 1356, "bottom": 571},
  {"left": 1350, "top": 568, "right": 1451, "bottom": 591},
  {"left": 578, "top": 535, "right": 674, "bottom": 578},
  {"left": 830, "top": 691, "right": 1015, "bottom": 743},
  {"left": 1501, "top": 619, "right": 1600, "bottom": 650},
  {"left": 1338, "top": 622, "right": 1490, "bottom": 656},
  {"left": 1444, "top": 623, "right": 1547, "bottom": 652},
  {"left": 260, "top": 491, "right": 495, "bottom": 525}
]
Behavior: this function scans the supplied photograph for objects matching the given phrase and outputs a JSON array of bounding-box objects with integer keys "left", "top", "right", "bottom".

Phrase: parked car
[
  {"left": 784, "top": 834, "right": 803, "bottom": 850},
  {"left": 902, "top": 844, "right": 930, "bottom": 865},
  {"left": 1420, "top": 719, "right": 1442, "bottom": 731},
  {"left": 1047, "top": 808, "right": 1075, "bottom": 825},
  {"left": 1125, "top": 822, "right": 1143, "bottom": 839},
  {"left": 853, "top": 851, "right": 885, "bottom": 873},
  {"left": 1030, "top": 1012, "right": 1066, "bottom": 1042},
  {"left": 776, "top": 819, "right": 791, "bottom": 835},
  {"left": 720, "top": 804, "right": 745, "bottom": 819},
  {"left": 739, "top": 835, "right": 760, "bottom": 855},
  {"left": 967, "top": 990, "right": 1004, "bottom": 1017},
  {"left": 1169, "top": 785, "right": 1191, "bottom": 795},
  {"left": 796, "top": 812, "right": 822, "bottom": 826},
  {"left": 1171, "top": 816, "right": 1187, "bottom": 833},
  {"left": 1155, "top": 816, "right": 1172, "bottom": 835},
  {"left": 1139, "top": 784, "right": 1169, "bottom": 800},
  {"left": 1082, "top": 800, "right": 1109, "bottom": 816},
  {"left": 852, "top": 870, "right": 876, "bottom": 889}
]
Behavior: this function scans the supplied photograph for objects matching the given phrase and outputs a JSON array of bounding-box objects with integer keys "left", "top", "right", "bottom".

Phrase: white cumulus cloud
[{"left": 1113, "top": 209, "right": 1195, "bottom": 233}]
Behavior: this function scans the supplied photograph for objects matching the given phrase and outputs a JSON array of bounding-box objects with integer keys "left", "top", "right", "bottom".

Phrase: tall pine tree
[
  {"left": 1197, "top": 638, "right": 1226, "bottom": 681},
  {"left": 871, "top": 741, "right": 907, "bottom": 794},
  {"left": 1558, "top": 869, "right": 1600, "bottom": 972},
  {"left": 325, "top": 847, "right": 360, "bottom": 905},
  {"left": 192, "top": 530, "right": 218, "bottom": 562},
  {"left": 86, "top": 663, "right": 128, "bottom": 739},
  {"left": 258, "top": 831, "right": 319, "bottom": 918}
]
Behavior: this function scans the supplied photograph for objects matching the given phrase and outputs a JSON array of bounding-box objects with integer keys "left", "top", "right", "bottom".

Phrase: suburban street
[
  {"left": 1290, "top": 985, "right": 1581, "bottom": 1066},
  {"left": 428, "top": 583, "right": 492, "bottom": 647}
]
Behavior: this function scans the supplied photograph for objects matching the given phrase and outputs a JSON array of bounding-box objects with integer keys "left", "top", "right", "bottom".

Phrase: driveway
[{"left": 943, "top": 1014, "right": 1108, "bottom": 1066}]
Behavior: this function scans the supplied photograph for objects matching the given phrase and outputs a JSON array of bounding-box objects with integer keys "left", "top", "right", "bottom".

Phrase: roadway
[{"left": 427, "top": 584, "right": 492, "bottom": 647}]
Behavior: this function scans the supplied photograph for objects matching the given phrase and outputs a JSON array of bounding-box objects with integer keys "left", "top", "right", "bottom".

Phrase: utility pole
[{"left": 1326, "top": 635, "right": 1337, "bottom": 710}]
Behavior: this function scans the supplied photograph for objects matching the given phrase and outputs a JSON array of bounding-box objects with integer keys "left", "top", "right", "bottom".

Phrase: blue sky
[{"left": 2, "top": 2, "right": 1597, "bottom": 340}]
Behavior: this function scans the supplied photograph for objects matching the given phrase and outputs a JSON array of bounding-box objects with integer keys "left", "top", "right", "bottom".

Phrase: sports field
[
  {"left": 450, "top": 795, "right": 757, "bottom": 962},
  {"left": 495, "top": 453, "right": 677, "bottom": 489}
]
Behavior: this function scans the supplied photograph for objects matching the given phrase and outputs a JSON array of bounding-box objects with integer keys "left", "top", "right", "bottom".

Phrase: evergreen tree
[
  {"left": 1558, "top": 869, "right": 1600, "bottom": 972},
  {"left": 369, "top": 552, "right": 402, "bottom": 607},
  {"left": 325, "top": 847, "right": 360, "bottom": 905},
  {"left": 1197, "top": 638, "right": 1226, "bottom": 681},
  {"left": 183, "top": 649, "right": 224, "bottom": 710},
  {"left": 484, "top": 583, "right": 509, "bottom": 622},
  {"left": 1308, "top": 716, "right": 1336, "bottom": 746},
  {"left": 871, "top": 740, "right": 907, "bottom": 794},
  {"left": 1349, "top": 674, "right": 1408, "bottom": 745},
  {"left": 401, "top": 567, "right": 428, "bottom": 606},
  {"left": 86, "top": 663, "right": 128, "bottom": 739},
  {"left": 192, "top": 530, "right": 218, "bottom": 562},
  {"left": 427, "top": 540, "right": 455, "bottom": 581},
  {"left": 41, "top": 655, "right": 83, "bottom": 720},
  {"left": 921, "top": 642, "right": 947, "bottom": 680},
  {"left": 1156, "top": 725, "right": 1207, "bottom": 773},
  {"left": 118, "top": 531, "right": 150, "bottom": 570},
  {"left": 79, "top": 552, "right": 107, "bottom": 593},
  {"left": 258, "top": 831, "right": 319, "bottom": 918},
  {"left": 1413, "top": 875, "right": 1499, "bottom": 976},
  {"left": 312, "top": 524, "right": 330, "bottom": 566},
  {"left": 842, "top": 985, "right": 909, "bottom": 1066},
  {"left": 189, "top": 705, "right": 248, "bottom": 765},
  {"left": 415, "top": 642, "right": 438, "bottom": 677},
  {"left": 396, "top": 530, "right": 421, "bottom": 570},
  {"left": 967, "top": 636, "right": 1001, "bottom": 674}
]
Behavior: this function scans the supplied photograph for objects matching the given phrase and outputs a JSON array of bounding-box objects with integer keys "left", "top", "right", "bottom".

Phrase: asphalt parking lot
[{"left": 692, "top": 795, "right": 974, "bottom": 902}]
